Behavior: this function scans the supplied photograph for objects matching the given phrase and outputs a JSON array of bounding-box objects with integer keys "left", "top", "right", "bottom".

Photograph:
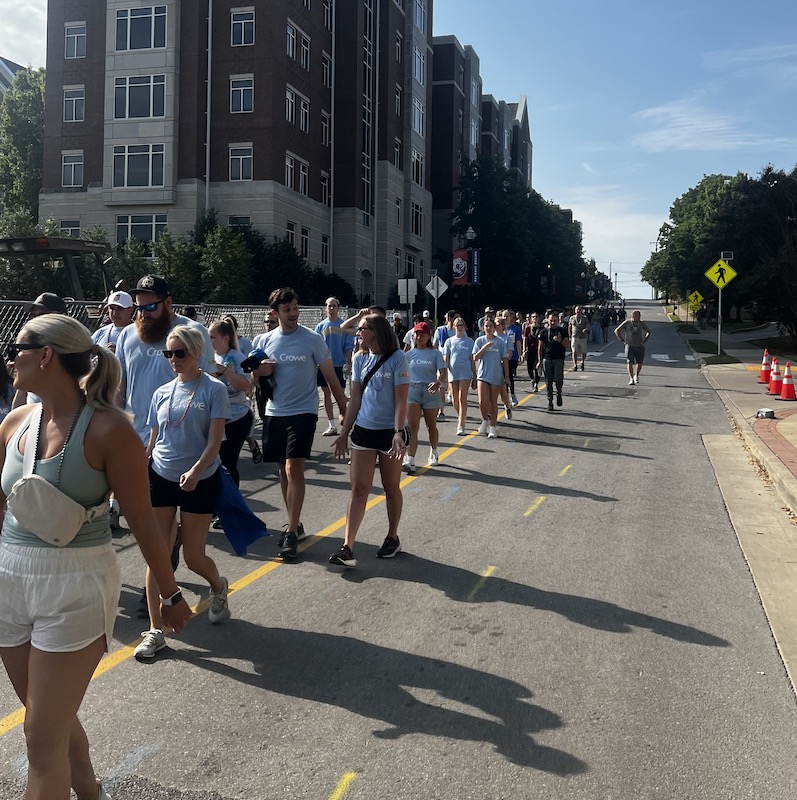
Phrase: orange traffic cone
[
  {"left": 780, "top": 363, "right": 797, "bottom": 401},
  {"left": 769, "top": 358, "right": 783, "bottom": 396},
  {"left": 759, "top": 349, "right": 771, "bottom": 384}
]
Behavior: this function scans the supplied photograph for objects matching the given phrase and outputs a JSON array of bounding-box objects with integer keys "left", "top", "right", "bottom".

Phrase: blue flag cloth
[{"left": 215, "top": 467, "right": 269, "bottom": 556}]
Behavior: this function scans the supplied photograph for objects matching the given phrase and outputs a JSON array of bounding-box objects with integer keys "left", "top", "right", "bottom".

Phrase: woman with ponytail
[{"left": 0, "top": 314, "right": 191, "bottom": 800}]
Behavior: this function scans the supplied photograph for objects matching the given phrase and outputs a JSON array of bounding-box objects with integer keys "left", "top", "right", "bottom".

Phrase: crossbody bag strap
[
  {"left": 21, "top": 405, "right": 43, "bottom": 478},
  {"left": 360, "top": 352, "right": 392, "bottom": 394}
]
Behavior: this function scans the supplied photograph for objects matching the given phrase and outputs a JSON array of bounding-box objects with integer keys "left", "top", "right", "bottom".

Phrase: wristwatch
[{"left": 159, "top": 589, "right": 184, "bottom": 606}]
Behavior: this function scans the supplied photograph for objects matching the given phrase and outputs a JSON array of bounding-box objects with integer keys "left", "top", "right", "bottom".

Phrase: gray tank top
[{"left": 1, "top": 403, "right": 111, "bottom": 547}]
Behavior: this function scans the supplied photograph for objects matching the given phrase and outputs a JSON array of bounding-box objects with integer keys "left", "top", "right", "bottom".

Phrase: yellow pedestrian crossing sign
[
  {"left": 689, "top": 290, "right": 704, "bottom": 304},
  {"left": 689, "top": 301, "right": 701, "bottom": 312},
  {"left": 705, "top": 259, "right": 737, "bottom": 289}
]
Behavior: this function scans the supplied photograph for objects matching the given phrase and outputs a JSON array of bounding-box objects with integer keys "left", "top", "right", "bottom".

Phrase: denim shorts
[{"left": 407, "top": 382, "right": 443, "bottom": 409}]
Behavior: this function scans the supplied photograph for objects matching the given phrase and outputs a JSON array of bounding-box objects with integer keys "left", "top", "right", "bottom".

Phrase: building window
[
  {"left": 299, "top": 98, "right": 310, "bottom": 133},
  {"left": 286, "top": 220, "right": 295, "bottom": 246},
  {"left": 395, "top": 197, "right": 401, "bottom": 225},
  {"left": 60, "top": 220, "right": 80, "bottom": 238},
  {"left": 285, "top": 87, "right": 296, "bottom": 123},
  {"left": 395, "top": 85, "right": 402, "bottom": 117},
  {"left": 300, "top": 36, "right": 310, "bottom": 70},
  {"left": 321, "top": 234, "right": 329, "bottom": 266},
  {"left": 414, "top": 0, "right": 425, "bottom": 33},
  {"left": 116, "top": 213, "right": 167, "bottom": 245},
  {"left": 65, "top": 24, "right": 86, "bottom": 59},
  {"left": 304, "top": 0, "right": 311, "bottom": 9},
  {"left": 322, "top": 53, "right": 331, "bottom": 88},
  {"left": 114, "top": 75, "right": 165, "bottom": 119},
  {"left": 229, "top": 216, "right": 251, "bottom": 226},
  {"left": 459, "top": 66, "right": 465, "bottom": 90},
  {"left": 411, "top": 201, "right": 423, "bottom": 237},
  {"left": 413, "top": 44, "right": 425, "bottom": 86},
  {"left": 412, "top": 96, "right": 425, "bottom": 136},
  {"left": 231, "top": 10, "right": 254, "bottom": 46},
  {"left": 323, "top": 0, "right": 332, "bottom": 30},
  {"left": 470, "top": 119, "right": 478, "bottom": 148},
  {"left": 396, "top": 32, "right": 402, "bottom": 62},
  {"left": 229, "top": 146, "right": 253, "bottom": 181},
  {"left": 395, "top": 248, "right": 401, "bottom": 275},
  {"left": 411, "top": 149, "right": 424, "bottom": 185},
  {"left": 471, "top": 78, "right": 479, "bottom": 106},
  {"left": 406, "top": 253, "right": 416, "bottom": 276},
  {"left": 63, "top": 88, "right": 84, "bottom": 122},
  {"left": 62, "top": 152, "right": 83, "bottom": 188},
  {"left": 113, "top": 144, "right": 164, "bottom": 187},
  {"left": 300, "top": 226, "right": 309, "bottom": 258},
  {"left": 394, "top": 138, "right": 402, "bottom": 169},
  {"left": 298, "top": 162, "right": 309, "bottom": 195},
  {"left": 287, "top": 22, "right": 296, "bottom": 58},
  {"left": 504, "top": 130, "right": 510, "bottom": 151},
  {"left": 321, "top": 112, "right": 330, "bottom": 146},
  {"left": 116, "top": 7, "right": 166, "bottom": 51},
  {"left": 230, "top": 78, "right": 253, "bottom": 113},
  {"left": 285, "top": 155, "right": 295, "bottom": 189},
  {"left": 458, "top": 109, "right": 463, "bottom": 134},
  {"left": 321, "top": 172, "right": 330, "bottom": 205}
]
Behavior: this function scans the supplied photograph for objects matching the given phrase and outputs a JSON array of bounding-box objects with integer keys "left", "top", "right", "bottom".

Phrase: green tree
[
  {"left": 0, "top": 67, "right": 45, "bottom": 218},
  {"left": 201, "top": 226, "right": 253, "bottom": 303},
  {"left": 152, "top": 231, "right": 202, "bottom": 302}
]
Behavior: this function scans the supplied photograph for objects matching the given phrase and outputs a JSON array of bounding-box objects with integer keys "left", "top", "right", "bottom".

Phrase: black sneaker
[
  {"left": 548, "top": 399, "right": 554, "bottom": 411},
  {"left": 279, "top": 531, "right": 299, "bottom": 559},
  {"left": 329, "top": 545, "right": 357, "bottom": 567},
  {"left": 376, "top": 535, "right": 401, "bottom": 558},
  {"left": 296, "top": 522, "right": 309, "bottom": 541},
  {"left": 556, "top": 394, "right": 563, "bottom": 407}
]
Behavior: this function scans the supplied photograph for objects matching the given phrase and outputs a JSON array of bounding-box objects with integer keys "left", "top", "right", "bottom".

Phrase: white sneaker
[
  {"left": 208, "top": 577, "right": 231, "bottom": 625},
  {"left": 478, "top": 419, "right": 489, "bottom": 435},
  {"left": 134, "top": 629, "right": 166, "bottom": 660},
  {"left": 628, "top": 377, "right": 635, "bottom": 385},
  {"left": 634, "top": 375, "right": 640, "bottom": 384},
  {"left": 510, "top": 393, "right": 518, "bottom": 406},
  {"left": 428, "top": 450, "right": 439, "bottom": 465},
  {"left": 97, "top": 782, "right": 113, "bottom": 800},
  {"left": 487, "top": 426, "right": 498, "bottom": 438},
  {"left": 403, "top": 455, "right": 416, "bottom": 474},
  {"left": 456, "top": 425, "right": 466, "bottom": 435},
  {"left": 322, "top": 423, "right": 337, "bottom": 436}
]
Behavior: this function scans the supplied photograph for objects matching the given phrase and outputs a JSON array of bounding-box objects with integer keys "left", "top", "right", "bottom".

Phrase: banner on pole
[
  {"left": 470, "top": 248, "right": 481, "bottom": 286},
  {"left": 452, "top": 249, "right": 469, "bottom": 286}
]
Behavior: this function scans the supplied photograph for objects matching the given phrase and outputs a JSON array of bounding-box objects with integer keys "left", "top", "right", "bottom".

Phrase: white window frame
[
  {"left": 60, "top": 220, "right": 80, "bottom": 238},
  {"left": 63, "top": 87, "right": 85, "bottom": 122},
  {"left": 116, "top": 213, "right": 167, "bottom": 245},
  {"left": 286, "top": 87, "right": 296, "bottom": 123},
  {"left": 414, "top": 0, "right": 426, "bottom": 33},
  {"left": 230, "top": 77, "right": 254, "bottom": 113},
  {"left": 64, "top": 23, "right": 86, "bottom": 59},
  {"left": 229, "top": 145, "right": 253, "bottom": 181},
  {"left": 299, "top": 97, "right": 310, "bottom": 133},
  {"left": 298, "top": 161, "right": 309, "bottom": 195},
  {"left": 115, "top": 6, "right": 166, "bottom": 51},
  {"left": 321, "top": 172, "right": 330, "bottom": 206},
  {"left": 229, "top": 215, "right": 251, "bottom": 226},
  {"left": 300, "top": 226, "right": 309, "bottom": 258},
  {"left": 413, "top": 44, "right": 425, "bottom": 86},
  {"left": 114, "top": 75, "right": 166, "bottom": 119},
  {"left": 300, "top": 35, "right": 311, "bottom": 70},
  {"left": 231, "top": 9, "right": 255, "bottom": 46},
  {"left": 287, "top": 22, "right": 296, "bottom": 59},
  {"left": 321, "top": 234, "right": 329, "bottom": 265},
  {"left": 113, "top": 143, "right": 165, "bottom": 188},
  {"left": 321, "top": 111, "right": 330, "bottom": 146},
  {"left": 411, "top": 201, "right": 423, "bottom": 237},
  {"left": 412, "top": 96, "right": 425, "bottom": 136},
  {"left": 286, "top": 220, "right": 296, "bottom": 246},
  {"left": 285, "top": 155, "right": 295, "bottom": 189},
  {"left": 411, "top": 149, "right": 424, "bottom": 185},
  {"left": 396, "top": 32, "right": 403, "bottom": 63},
  {"left": 61, "top": 151, "right": 83, "bottom": 188},
  {"left": 322, "top": 52, "right": 332, "bottom": 88}
]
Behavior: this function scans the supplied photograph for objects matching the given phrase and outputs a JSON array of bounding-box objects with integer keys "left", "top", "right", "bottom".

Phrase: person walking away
[
  {"left": 315, "top": 297, "right": 354, "bottom": 436},
  {"left": 403, "top": 322, "right": 446, "bottom": 472},
  {"left": 502, "top": 309, "right": 523, "bottom": 405},
  {"left": 135, "top": 325, "right": 231, "bottom": 660},
  {"left": 0, "top": 314, "right": 191, "bottom": 797},
  {"left": 472, "top": 318, "right": 509, "bottom": 438},
  {"left": 522, "top": 313, "right": 543, "bottom": 392},
  {"left": 614, "top": 309, "right": 651, "bottom": 385},
  {"left": 493, "top": 316, "right": 515, "bottom": 419},
  {"left": 568, "top": 306, "right": 590, "bottom": 371},
  {"left": 328, "top": 314, "right": 410, "bottom": 566},
  {"left": 538, "top": 312, "right": 569, "bottom": 411},
  {"left": 443, "top": 317, "right": 476, "bottom": 434}
]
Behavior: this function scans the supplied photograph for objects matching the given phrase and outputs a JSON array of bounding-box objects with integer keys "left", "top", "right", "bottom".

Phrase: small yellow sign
[
  {"left": 689, "top": 301, "right": 701, "bottom": 312},
  {"left": 689, "top": 290, "right": 704, "bottom": 304},
  {"left": 705, "top": 259, "right": 737, "bottom": 289}
]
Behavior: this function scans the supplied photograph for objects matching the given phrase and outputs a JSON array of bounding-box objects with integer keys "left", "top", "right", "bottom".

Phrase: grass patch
[
  {"left": 749, "top": 336, "right": 797, "bottom": 362},
  {"left": 677, "top": 324, "right": 700, "bottom": 334},
  {"left": 687, "top": 338, "right": 724, "bottom": 354},
  {"left": 704, "top": 354, "right": 741, "bottom": 365}
]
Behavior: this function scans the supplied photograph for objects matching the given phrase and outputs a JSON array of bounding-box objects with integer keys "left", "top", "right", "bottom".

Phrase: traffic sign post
[
  {"left": 705, "top": 258, "right": 738, "bottom": 356},
  {"left": 425, "top": 276, "right": 448, "bottom": 328}
]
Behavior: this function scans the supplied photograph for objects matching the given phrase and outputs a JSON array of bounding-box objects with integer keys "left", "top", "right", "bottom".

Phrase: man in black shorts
[{"left": 537, "top": 312, "right": 570, "bottom": 411}]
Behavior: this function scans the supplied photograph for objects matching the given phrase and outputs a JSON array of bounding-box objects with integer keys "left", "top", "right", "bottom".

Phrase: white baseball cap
[
  {"left": 106, "top": 290, "right": 134, "bottom": 308},
  {"left": 422, "top": 310, "right": 430, "bottom": 317}
]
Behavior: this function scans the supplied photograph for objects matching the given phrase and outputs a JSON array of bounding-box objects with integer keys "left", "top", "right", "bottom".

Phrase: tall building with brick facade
[{"left": 39, "top": 0, "right": 434, "bottom": 305}]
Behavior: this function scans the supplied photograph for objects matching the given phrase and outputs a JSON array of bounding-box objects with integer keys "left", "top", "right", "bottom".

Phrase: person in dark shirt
[{"left": 537, "top": 312, "right": 570, "bottom": 411}]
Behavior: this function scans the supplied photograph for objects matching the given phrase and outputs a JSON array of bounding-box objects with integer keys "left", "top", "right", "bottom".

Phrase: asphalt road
[{"left": 1, "top": 300, "right": 796, "bottom": 799}]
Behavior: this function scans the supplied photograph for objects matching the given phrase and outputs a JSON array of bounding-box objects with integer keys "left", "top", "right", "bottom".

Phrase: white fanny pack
[{"left": 6, "top": 404, "right": 106, "bottom": 547}]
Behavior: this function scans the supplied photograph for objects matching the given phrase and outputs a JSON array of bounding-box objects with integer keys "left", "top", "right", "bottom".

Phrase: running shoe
[
  {"left": 510, "top": 393, "right": 518, "bottom": 406},
  {"left": 403, "top": 455, "right": 416, "bottom": 474},
  {"left": 532, "top": 383, "right": 539, "bottom": 392},
  {"left": 211, "top": 516, "right": 223, "bottom": 531},
  {"left": 108, "top": 507, "right": 121, "bottom": 530},
  {"left": 322, "top": 423, "right": 338, "bottom": 436},
  {"left": 487, "top": 426, "right": 497, "bottom": 438},
  {"left": 329, "top": 545, "right": 357, "bottom": 567},
  {"left": 279, "top": 531, "right": 299, "bottom": 559},
  {"left": 376, "top": 535, "right": 402, "bottom": 558},
  {"left": 556, "top": 394, "right": 563, "bottom": 407},
  {"left": 134, "top": 629, "right": 166, "bottom": 660},
  {"left": 478, "top": 419, "right": 489, "bottom": 435},
  {"left": 628, "top": 377, "right": 635, "bottom": 385},
  {"left": 438, "top": 409, "right": 446, "bottom": 419},
  {"left": 548, "top": 400, "right": 554, "bottom": 411},
  {"left": 504, "top": 405, "right": 513, "bottom": 419},
  {"left": 581, "top": 364, "right": 585, "bottom": 371},
  {"left": 428, "top": 450, "right": 439, "bottom": 465},
  {"left": 209, "top": 577, "right": 230, "bottom": 624},
  {"left": 456, "top": 425, "right": 466, "bottom": 435},
  {"left": 296, "top": 522, "right": 309, "bottom": 541},
  {"left": 634, "top": 375, "right": 640, "bottom": 384}
]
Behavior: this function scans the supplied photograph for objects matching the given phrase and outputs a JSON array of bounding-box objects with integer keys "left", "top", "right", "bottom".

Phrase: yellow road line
[
  {"left": 524, "top": 496, "right": 546, "bottom": 517},
  {"left": 559, "top": 464, "right": 573, "bottom": 477},
  {"left": 467, "top": 566, "right": 497, "bottom": 602},
  {"left": 328, "top": 771, "right": 358, "bottom": 800}
]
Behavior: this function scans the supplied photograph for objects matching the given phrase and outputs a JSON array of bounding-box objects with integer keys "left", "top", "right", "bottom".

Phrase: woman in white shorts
[
  {"left": 329, "top": 314, "right": 409, "bottom": 567},
  {"left": 443, "top": 317, "right": 476, "bottom": 435},
  {"left": 0, "top": 314, "right": 191, "bottom": 800}
]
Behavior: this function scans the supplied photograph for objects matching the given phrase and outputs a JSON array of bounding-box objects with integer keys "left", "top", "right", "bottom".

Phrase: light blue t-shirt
[
  {"left": 237, "top": 335, "right": 253, "bottom": 357},
  {"left": 117, "top": 314, "right": 216, "bottom": 442},
  {"left": 472, "top": 335, "right": 508, "bottom": 385},
  {"left": 505, "top": 323, "right": 522, "bottom": 361},
  {"left": 353, "top": 349, "right": 410, "bottom": 430},
  {"left": 148, "top": 373, "right": 230, "bottom": 482},
  {"left": 214, "top": 349, "right": 251, "bottom": 422},
  {"left": 405, "top": 347, "right": 446, "bottom": 385},
  {"left": 91, "top": 323, "right": 127, "bottom": 349},
  {"left": 251, "top": 325, "right": 331, "bottom": 416},
  {"left": 314, "top": 319, "right": 355, "bottom": 368},
  {"left": 433, "top": 324, "right": 455, "bottom": 349},
  {"left": 443, "top": 335, "right": 475, "bottom": 381}
]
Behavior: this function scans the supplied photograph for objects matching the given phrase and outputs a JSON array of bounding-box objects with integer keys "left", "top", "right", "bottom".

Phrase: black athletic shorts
[
  {"left": 149, "top": 463, "right": 218, "bottom": 515},
  {"left": 262, "top": 413, "right": 317, "bottom": 462},
  {"left": 316, "top": 366, "right": 345, "bottom": 388}
]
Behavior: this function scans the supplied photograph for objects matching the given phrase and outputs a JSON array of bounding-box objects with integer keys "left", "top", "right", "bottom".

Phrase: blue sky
[{"left": 3, "top": 1, "right": 796, "bottom": 299}]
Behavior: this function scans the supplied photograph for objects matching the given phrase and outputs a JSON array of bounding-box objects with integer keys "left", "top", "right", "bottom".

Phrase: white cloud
[
  {"left": 0, "top": 2, "right": 47, "bottom": 69},
  {"left": 581, "top": 162, "right": 599, "bottom": 176}
]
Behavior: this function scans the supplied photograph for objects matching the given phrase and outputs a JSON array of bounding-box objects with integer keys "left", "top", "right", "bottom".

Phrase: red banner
[{"left": 452, "top": 249, "right": 469, "bottom": 286}]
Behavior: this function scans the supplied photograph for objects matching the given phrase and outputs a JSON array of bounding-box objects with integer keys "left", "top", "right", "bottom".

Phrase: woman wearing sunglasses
[
  {"left": 329, "top": 314, "right": 409, "bottom": 567},
  {"left": 442, "top": 317, "right": 476, "bottom": 435},
  {"left": 0, "top": 314, "right": 191, "bottom": 800},
  {"left": 136, "top": 325, "right": 231, "bottom": 660}
]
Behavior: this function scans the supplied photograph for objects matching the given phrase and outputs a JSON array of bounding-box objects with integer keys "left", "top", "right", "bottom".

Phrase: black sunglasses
[
  {"left": 162, "top": 348, "right": 188, "bottom": 359},
  {"left": 5, "top": 343, "right": 44, "bottom": 361},
  {"left": 357, "top": 325, "right": 373, "bottom": 331},
  {"left": 136, "top": 298, "right": 166, "bottom": 312},
  {"left": 266, "top": 320, "right": 278, "bottom": 328}
]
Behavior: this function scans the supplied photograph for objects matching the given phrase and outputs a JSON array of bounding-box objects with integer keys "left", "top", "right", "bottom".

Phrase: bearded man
[{"left": 116, "top": 275, "right": 215, "bottom": 442}]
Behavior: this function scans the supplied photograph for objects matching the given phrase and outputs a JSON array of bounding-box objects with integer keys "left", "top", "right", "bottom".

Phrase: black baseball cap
[
  {"left": 27, "top": 293, "right": 68, "bottom": 315},
  {"left": 130, "top": 274, "right": 171, "bottom": 298}
]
